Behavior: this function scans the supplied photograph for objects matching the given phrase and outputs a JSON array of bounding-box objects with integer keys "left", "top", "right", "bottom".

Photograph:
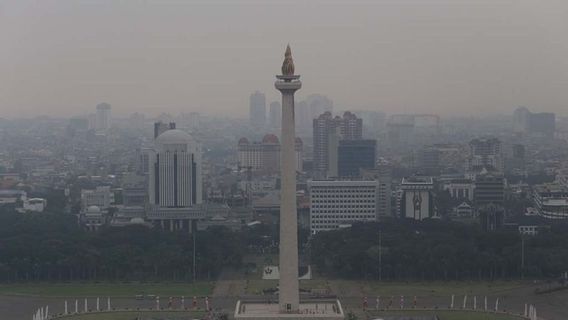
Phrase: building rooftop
[{"left": 402, "top": 176, "right": 433, "bottom": 184}]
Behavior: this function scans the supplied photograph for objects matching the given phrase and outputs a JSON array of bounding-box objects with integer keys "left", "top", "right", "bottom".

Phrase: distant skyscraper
[
  {"left": 269, "top": 101, "right": 282, "bottom": 129},
  {"left": 313, "top": 111, "right": 363, "bottom": 177},
  {"left": 386, "top": 115, "right": 414, "bottom": 152},
  {"left": 249, "top": 91, "right": 266, "bottom": 129},
  {"left": 154, "top": 121, "right": 176, "bottom": 139},
  {"left": 295, "top": 101, "right": 310, "bottom": 133},
  {"left": 306, "top": 94, "right": 333, "bottom": 120},
  {"left": 95, "top": 102, "right": 112, "bottom": 131},
  {"left": 149, "top": 129, "right": 202, "bottom": 207},
  {"left": 338, "top": 139, "right": 376, "bottom": 177},
  {"left": 237, "top": 134, "right": 303, "bottom": 173},
  {"left": 467, "top": 138, "right": 503, "bottom": 177},
  {"left": 513, "top": 107, "right": 556, "bottom": 138}
]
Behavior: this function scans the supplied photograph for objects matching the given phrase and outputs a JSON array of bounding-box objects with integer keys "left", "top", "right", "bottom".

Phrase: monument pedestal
[{"left": 235, "top": 300, "right": 345, "bottom": 320}]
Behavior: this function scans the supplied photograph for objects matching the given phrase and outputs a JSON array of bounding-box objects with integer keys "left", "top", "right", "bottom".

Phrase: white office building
[
  {"left": 149, "top": 129, "right": 202, "bottom": 207},
  {"left": 309, "top": 180, "right": 378, "bottom": 234}
]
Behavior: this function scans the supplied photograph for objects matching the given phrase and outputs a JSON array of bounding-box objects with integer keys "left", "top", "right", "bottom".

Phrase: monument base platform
[{"left": 235, "top": 300, "right": 344, "bottom": 320}]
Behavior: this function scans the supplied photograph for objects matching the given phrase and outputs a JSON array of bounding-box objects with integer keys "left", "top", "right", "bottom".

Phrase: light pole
[{"left": 521, "top": 236, "right": 525, "bottom": 280}]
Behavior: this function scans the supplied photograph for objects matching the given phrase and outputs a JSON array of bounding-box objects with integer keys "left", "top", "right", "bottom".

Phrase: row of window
[{"left": 312, "top": 215, "right": 375, "bottom": 219}]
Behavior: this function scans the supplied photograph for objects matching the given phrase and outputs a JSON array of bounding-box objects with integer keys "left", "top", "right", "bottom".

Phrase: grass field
[
  {"left": 244, "top": 279, "right": 530, "bottom": 297},
  {"left": 56, "top": 311, "right": 205, "bottom": 320},
  {"left": 333, "top": 280, "right": 530, "bottom": 297},
  {"left": 0, "top": 282, "right": 214, "bottom": 298},
  {"left": 368, "top": 310, "right": 524, "bottom": 320}
]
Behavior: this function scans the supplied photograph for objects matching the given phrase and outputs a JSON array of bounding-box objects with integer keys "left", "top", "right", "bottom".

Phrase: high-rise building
[
  {"left": 338, "top": 139, "right": 376, "bottom": 177},
  {"left": 306, "top": 94, "right": 333, "bottom": 120},
  {"left": 237, "top": 134, "right": 303, "bottom": 173},
  {"left": 148, "top": 129, "right": 202, "bottom": 207},
  {"left": 474, "top": 172, "right": 505, "bottom": 231},
  {"left": 95, "top": 102, "right": 112, "bottom": 131},
  {"left": 361, "top": 162, "right": 392, "bottom": 217},
  {"left": 467, "top": 137, "right": 503, "bottom": 177},
  {"left": 513, "top": 107, "right": 556, "bottom": 138},
  {"left": 309, "top": 180, "right": 378, "bottom": 234},
  {"left": 474, "top": 173, "right": 504, "bottom": 208},
  {"left": 295, "top": 101, "right": 310, "bottom": 133},
  {"left": 386, "top": 115, "right": 415, "bottom": 152},
  {"left": 249, "top": 91, "right": 266, "bottom": 129},
  {"left": 313, "top": 111, "right": 363, "bottom": 177},
  {"left": 268, "top": 101, "right": 282, "bottom": 129}
]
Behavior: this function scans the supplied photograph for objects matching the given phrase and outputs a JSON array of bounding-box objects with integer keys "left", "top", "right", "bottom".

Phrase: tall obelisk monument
[{"left": 275, "top": 44, "right": 301, "bottom": 313}]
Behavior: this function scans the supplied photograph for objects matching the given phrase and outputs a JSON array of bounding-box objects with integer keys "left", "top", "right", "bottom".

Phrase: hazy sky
[{"left": 1, "top": 0, "right": 567, "bottom": 118}]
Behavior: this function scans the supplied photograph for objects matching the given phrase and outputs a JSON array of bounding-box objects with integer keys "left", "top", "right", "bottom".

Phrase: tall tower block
[{"left": 275, "top": 44, "right": 301, "bottom": 313}]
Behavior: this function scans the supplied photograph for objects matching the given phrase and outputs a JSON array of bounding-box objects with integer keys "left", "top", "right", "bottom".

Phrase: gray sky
[{"left": 1, "top": 0, "right": 567, "bottom": 118}]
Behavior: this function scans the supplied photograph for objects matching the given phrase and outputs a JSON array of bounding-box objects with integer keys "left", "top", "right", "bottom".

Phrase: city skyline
[{"left": 2, "top": 0, "right": 568, "bottom": 118}]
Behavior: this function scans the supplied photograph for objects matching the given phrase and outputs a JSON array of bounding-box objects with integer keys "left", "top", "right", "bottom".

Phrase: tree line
[
  {"left": 0, "top": 209, "right": 244, "bottom": 282},
  {"left": 310, "top": 220, "right": 568, "bottom": 280}
]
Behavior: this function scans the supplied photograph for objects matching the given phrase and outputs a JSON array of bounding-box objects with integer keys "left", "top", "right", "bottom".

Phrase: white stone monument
[{"left": 235, "top": 45, "right": 344, "bottom": 320}]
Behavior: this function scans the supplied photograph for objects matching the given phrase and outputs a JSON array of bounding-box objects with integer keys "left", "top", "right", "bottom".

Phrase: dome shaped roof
[
  {"left": 155, "top": 129, "right": 193, "bottom": 145},
  {"left": 262, "top": 134, "right": 279, "bottom": 144},
  {"left": 130, "top": 217, "right": 145, "bottom": 224},
  {"left": 87, "top": 205, "right": 101, "bottom": 213},
  {"left": 238, "top": 137, "right": 250, "bottom": 145}
]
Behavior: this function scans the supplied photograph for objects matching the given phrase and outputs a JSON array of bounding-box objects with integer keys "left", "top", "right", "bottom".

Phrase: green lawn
[
  {"left": 368, "top": 310, "right": 524, "bottom": 320},
  {"left": 0, "top": 282, "right": 214, "bottom": 298},
  {"left": 335, "top": 280, "right": 530, "bottom": 297},
  {"left": 245, "top": 279, "right": 331, "bottom": 294},
  {"left": 56, "top": 311, "right": 205, "bottom": 320}
]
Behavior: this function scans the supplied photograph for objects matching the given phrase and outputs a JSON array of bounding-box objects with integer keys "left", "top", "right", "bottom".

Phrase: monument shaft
[{"left": 276, "top": 75, "right": 301, "bottom": 312}]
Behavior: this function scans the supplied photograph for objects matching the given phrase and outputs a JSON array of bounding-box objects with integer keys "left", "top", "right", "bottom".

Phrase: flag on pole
[
  {"left": 96, "top": 297, "right": 100, "bottom": 311},
  {"left": 495, "top": 298, "right": 499, "bottom": 312},
  {"left": 463, "top": 295, "right": 467, "bottom": 309},
  {"left": 107, "top": 297, "right": 111, "bottom": 311},
  {"left": 473, "top": 296, "right": 477, "bottom": 310}
]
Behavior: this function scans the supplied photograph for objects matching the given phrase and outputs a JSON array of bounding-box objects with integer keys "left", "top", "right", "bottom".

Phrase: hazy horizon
[{"left": 1, "top": 0, "right": 567, "bottom": 119}]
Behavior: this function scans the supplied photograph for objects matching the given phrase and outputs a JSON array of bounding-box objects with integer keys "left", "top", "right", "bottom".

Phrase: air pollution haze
[{"left": 1, "top": 0, "right": 567, "bottom": 118}]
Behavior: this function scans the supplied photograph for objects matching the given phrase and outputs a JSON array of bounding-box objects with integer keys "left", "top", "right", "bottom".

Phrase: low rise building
[
  {"left": 400, "top": 176, "right": 434, "bottom": 220},
  {"left": 533, "top": 183, "right": 568, "bottom": 220},
  {"left": 81, "top": 186, "right": 114, "bottom": 209},
  {"left": 308, "top": 180, "right": 378, "bottom": 234}
]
